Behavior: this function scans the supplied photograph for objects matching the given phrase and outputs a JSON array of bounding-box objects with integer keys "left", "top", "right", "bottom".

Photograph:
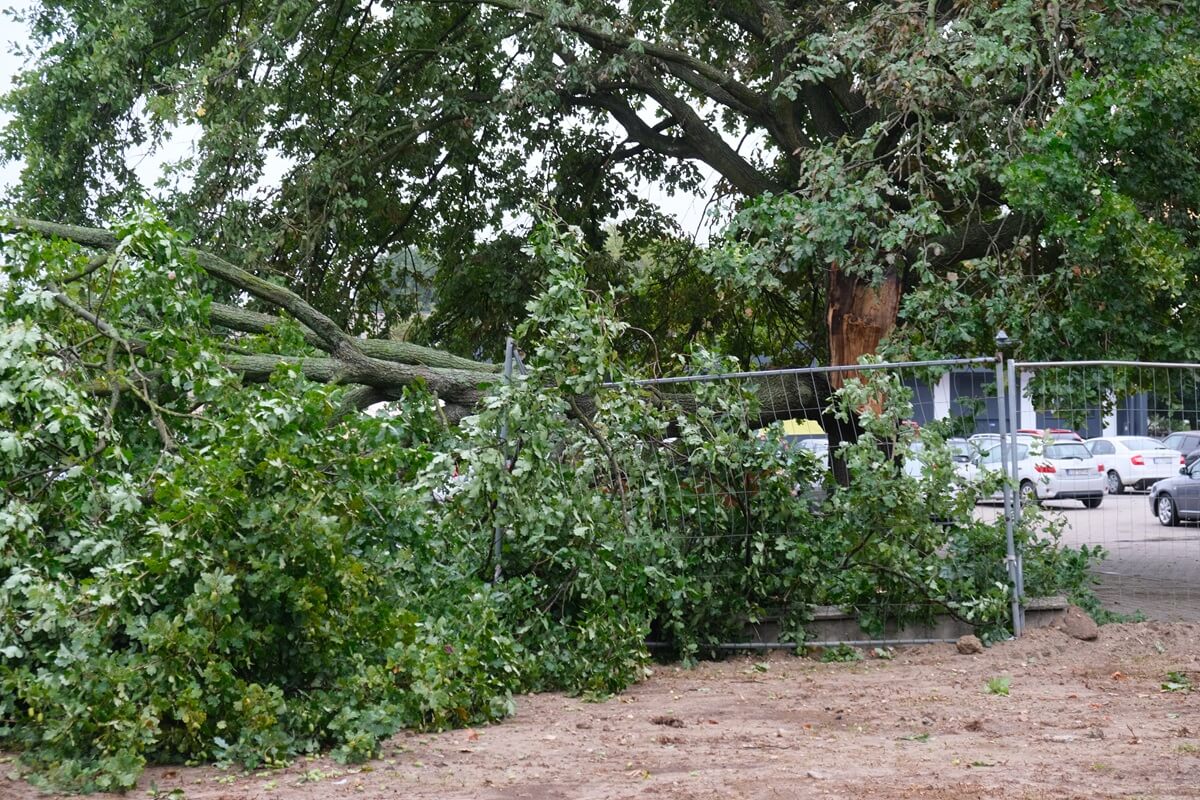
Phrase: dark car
[
  {"left": 1162, "top": 431, "right": 1200, "bottom": 467},
  {"left": 1148, "top": 462, "right": 1200, "bottom": 525}
]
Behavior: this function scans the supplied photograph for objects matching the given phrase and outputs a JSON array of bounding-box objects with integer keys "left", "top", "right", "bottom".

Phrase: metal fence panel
[
  {"left": 599, "top": 357, "right": 1027, "bottom": 649},
  {"left": 1006, "top": 361, "right": 1200, "bottom": 624},
  {"left": 494, "top": 355, "right": 1200, "bottom": 650}
]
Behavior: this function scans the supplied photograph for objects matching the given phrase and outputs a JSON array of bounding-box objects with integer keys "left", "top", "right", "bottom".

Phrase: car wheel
[
  {"left": 1106, "top": 470, "right": 1124, "bottom": 495},
  {"left": 1157, "top": 494, "right": 1179, "bottom": 527},
  {"left": 1019, "top": 480, "right": 1040, "bottom": 508},
  {"left": 1082, "top": 496, "right": 1103, "bottom": 509}
]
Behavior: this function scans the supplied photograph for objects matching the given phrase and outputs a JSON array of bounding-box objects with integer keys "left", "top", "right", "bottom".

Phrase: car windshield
[
  {"left": 1045, "top": 443, "right": 1091, "bottom": 460},
  {"left": 1122, "top": 437, "right": 1167, "bottom": 451}
]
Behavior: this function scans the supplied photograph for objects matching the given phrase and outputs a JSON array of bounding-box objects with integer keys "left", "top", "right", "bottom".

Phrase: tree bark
[
  {"left": 825, "top": 265, "right": 902, "bottom": 485},
  {"left": 209, "top": 303, "right": 498, "bottom": 372},
  {"left": 826, "top": 265, "right": 901, "bottom": 387}
]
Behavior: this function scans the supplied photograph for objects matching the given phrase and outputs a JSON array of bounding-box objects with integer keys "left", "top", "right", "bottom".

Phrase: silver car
[
  {"left": 1148, "top": 463, "right": 1200, "bottom": 526},
  {"left": 961, "top": 440, "right": 1105, "bottom": 508}
]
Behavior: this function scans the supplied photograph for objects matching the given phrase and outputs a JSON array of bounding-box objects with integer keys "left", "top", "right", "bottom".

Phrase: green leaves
[
  {"left": 1161, "top": 671, "right": 1193, "bottom": 693},
  {"left": 0, "top": 217, "right": 1106, "bottom": 790}
]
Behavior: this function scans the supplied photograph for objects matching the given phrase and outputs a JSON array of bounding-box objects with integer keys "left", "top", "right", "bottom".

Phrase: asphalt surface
[{"left": 978, "top": 493, "right": 1200, "bottom": 622}]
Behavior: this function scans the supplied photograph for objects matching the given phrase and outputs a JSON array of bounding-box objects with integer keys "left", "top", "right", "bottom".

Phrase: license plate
[
  {"left": 1066, "top": 468, "right": 1089, "bottom": 476},
  {"left": 1155, "top": 457, "right": 1174, "bottom": 464}
]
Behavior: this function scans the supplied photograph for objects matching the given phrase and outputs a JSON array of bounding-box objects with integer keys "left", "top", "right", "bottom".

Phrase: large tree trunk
[
  {"left": 826, "top": 264, "right": 901, "bottom": 385},
  {"left": 825, "top": 264, "right": 902, "bottom": 485}
]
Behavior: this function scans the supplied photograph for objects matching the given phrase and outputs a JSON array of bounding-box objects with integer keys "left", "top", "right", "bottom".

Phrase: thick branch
[
  {"left": 717, "top": 3, "right": 765, "bottom": 40},
  {"left": 567, "top": 93, "right": 699, "bottom": 161},
  {"left": 6, "top": 216, "right": 506, "bottom": 412},
  {"left": 635, "top": 74, "right": 782, "bottom": 196},
  {"left": 916, "top": 213, "right": 1036, "bottom": 272},
  {"left": 209, "top": 303, "right": 499, "bottom": 372},
  {"left": 224, "top": 353, "right": 496, "bottom": 405},
  {"left": 486, "top": 0, "right": 766, "bottom": 115},
  {"left": 800, "top": 82, "right": 850, "bottom": 143},
  {"left": 189, "top": 249, "right": 366, "bottom": 362},
  {"left": 4, "top": 216, "right": 367, "bottom": 363}
]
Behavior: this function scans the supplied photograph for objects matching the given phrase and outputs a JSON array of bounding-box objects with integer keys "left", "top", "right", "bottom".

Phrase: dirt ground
[{"left": 3, "top": 622, "right": 1199, "bottom": 800}]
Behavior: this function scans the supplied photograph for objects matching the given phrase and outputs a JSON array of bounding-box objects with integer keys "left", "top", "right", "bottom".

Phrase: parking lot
[{"left": 978, "top": 493, "right": 1200, "bottom": 621}]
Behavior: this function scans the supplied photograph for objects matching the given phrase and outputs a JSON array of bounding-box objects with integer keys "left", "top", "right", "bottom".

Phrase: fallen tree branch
[
  {"left": 13, "top": 216, "right": 835, "bottom": 429},
  {"left": 7, "top": 216, "right": 367, "bottom": 362},
  {"left": 209, "top": 303, "right": 497, "bottom": 372}
]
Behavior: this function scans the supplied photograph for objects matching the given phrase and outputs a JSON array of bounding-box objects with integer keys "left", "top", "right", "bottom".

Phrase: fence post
[
  {"left": 1007, "top": 356, "right": 1026, "bottom": 629},
  {"left": 492, "top": 337, "right": 516, "bottom": 584},
  {"left": 994, "top": 331, "right": 1022, "bottom": 636},
  {"left": 993, "top": 328, "right": 1022, "bottom": 633}
]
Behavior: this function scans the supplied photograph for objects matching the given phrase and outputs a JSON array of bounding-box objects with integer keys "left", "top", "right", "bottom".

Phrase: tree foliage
[
  {"left": 5, "top": 1, "right": 1199, "bottom": 364},
  {"left": 2, "top": 215, "right": 1103, "bottom": 790}
]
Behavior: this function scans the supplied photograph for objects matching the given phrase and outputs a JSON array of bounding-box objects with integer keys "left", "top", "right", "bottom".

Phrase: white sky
[
  {"left": 0, "top": 3, "right": 27, "bottom": 193},
  {"left": 0, "top": 4, "right": 719, "bottom": 237}
]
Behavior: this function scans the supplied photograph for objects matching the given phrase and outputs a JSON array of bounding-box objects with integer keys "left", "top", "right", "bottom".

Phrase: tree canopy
[
  {"left": 4, "top": 0, "right": 1199, "bottom": 367},
  {"left": 5, "top": 1, "right": 1195, "bottom": 788}
]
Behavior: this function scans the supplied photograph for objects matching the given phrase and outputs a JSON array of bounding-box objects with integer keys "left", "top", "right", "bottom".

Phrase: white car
[
  {"left": 961, "top": 440, "right": 1106, "bottom": 508},
  {"left": 955, "top": 442, "right": 1014, "bottom": 500},
  {"left": 790, "top": 437, "right": 830, "bottom": 468},
  {"left": 967, "top": 432, "right": 1037, "bottom": 450},
  {"left": 1084, "top": 436, "right": 1184, "bottom": 494}
]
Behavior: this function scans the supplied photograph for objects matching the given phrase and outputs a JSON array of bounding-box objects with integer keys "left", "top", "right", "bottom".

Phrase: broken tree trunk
[{"left": 825, "top": 264, "right": 903, "bottom": 485}]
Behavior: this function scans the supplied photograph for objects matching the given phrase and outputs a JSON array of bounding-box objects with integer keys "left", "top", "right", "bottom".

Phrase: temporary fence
[
  {"left": 487, "top": 348, "right": 1200, "bottom": 650},
  {"left": 592, "top": 356, "right": 1018, "bottom": 650},
  {"left": 1002, "top": 360, "right": 1200, "bottom": 626},
  {"left": 602, "top": 354, "right": 1200, "bottom": 648}
]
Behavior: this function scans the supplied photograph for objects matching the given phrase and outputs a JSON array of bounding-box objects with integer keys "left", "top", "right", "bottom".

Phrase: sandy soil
[{"left": 3, "top": 622, "right": 1199, "bottom": 800}]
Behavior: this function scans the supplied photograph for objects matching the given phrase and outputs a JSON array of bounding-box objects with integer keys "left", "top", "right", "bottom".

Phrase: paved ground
[{"left": 979, "top": 493, "right": 1200, "bottom": 622}]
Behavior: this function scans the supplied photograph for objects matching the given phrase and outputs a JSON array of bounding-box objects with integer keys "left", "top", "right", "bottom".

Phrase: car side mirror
[{"left": 1183, "top": 466, "right": 1191, "bottom": 476}]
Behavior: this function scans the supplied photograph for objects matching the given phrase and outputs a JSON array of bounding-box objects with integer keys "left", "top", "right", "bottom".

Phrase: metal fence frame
[
  {"left": 1003, "top": 358, "right": 1200, "bottom": 633},
  {"left": 502, "top": 349, "right": 1200, "bottom": 648}
]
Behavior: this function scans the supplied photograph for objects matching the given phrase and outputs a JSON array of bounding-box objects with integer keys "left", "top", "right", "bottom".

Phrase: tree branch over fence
[{"left": 4, "top": 216, "right": 829, "bottom": 427}]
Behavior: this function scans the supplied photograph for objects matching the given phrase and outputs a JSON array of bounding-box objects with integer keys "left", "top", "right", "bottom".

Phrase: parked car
[
  {"left": 1023, "top": 441, "right": 1107, "bottom": 507},
  {"left": 947, "top": 438, "right": 976, "bottom": 464},
  {"left": 1148, "top": 462, "right": 1200, "bottom": 525},
  {"left": 1016, "top": 427, "right": 1084, "bottom": 442},
  {"left": 967, "top": 432, "right": 1037, "bottom": 453},
  {"left": 961, "top": 440, "right": 1105, "bottom": 508},
  {"left": 1161, "top": 431, "right": 1200, "bottom": 467},
  {"left": 955, "top": 441, "right": 1018, "bottom": 500},
  {"left": 1084, "top": 436, "right": 1185, "bottom": 494}
]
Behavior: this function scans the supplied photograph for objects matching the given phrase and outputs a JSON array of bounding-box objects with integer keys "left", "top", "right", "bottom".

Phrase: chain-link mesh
[
  {"left": 595, "top": 358, "right": 1028, "bottom": 650},
  {"left": 1006, "top": 361, "right": 1200, "bottom": 623}
]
